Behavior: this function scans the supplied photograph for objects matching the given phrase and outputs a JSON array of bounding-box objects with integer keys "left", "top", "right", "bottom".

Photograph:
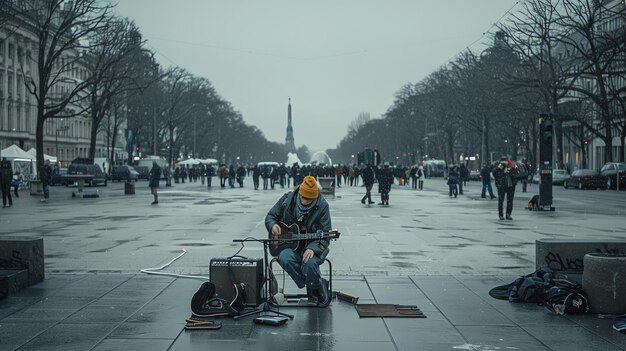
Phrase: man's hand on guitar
[
  {"left": 302, "top": 249, "right": 314, "bottom": 263},
  {"left": 271, "top": 224, "right": 282, "bottom": 237}
]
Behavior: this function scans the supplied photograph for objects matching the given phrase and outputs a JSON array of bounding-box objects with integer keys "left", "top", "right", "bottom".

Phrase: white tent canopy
[
  {"left": 197, "top": 158, "right": 218, "bottom": 165},
  {"left": 1, "top": 144, "right": 33, "bottom": 160},
  {"left": 26, "top": 148, "right": 57, "bottom": 163},
  {"left": 177, "top": 158, "right": 201, "bottom": 166}
]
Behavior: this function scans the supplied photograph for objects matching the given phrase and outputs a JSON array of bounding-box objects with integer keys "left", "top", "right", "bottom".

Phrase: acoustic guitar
[{"left": 269, "top": 222, "right": 340, "bottom": 257}]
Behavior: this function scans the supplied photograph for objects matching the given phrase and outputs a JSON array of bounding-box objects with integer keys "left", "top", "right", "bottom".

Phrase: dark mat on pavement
[{"left": 355, "top": 304, "right": 426, "bottom": 318}]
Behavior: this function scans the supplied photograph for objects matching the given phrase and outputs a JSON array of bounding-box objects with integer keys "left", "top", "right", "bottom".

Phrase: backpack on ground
[
  {"left": 489, "top": 267, "right": 555, "bottom": 303},
  {"left": 544, "top": 279, "right": 589, "bottom": 315},
  {"left": 190, "top": 281, "right": 247, "bottom": 318}
]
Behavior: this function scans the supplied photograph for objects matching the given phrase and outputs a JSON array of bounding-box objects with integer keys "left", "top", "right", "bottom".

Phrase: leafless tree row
[
  {"left": 330, "top": 0, "right": 625, "bottom": 168},
  {"left": 2, "top": 0, "right": 286, "bottom": 171}
]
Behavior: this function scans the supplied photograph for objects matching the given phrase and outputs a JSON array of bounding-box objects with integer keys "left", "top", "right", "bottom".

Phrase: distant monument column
[{"left": 285, "top": 97, "right": 296, "bottom": 153}]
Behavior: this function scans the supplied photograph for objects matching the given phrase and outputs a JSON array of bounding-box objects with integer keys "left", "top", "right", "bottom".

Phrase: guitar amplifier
[{"left": 209, "top": 258, "right": 264, "bottom": 306}]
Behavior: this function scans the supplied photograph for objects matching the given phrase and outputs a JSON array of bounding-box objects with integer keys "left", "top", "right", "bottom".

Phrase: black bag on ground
[
  {"left": 489, "top": 267, "right": 556, "bottom": 303},
  {"left": 191, "top": 281, "right": 247, "bottom": 318},
  {"left": 544, "top": 279, "right": 589, "bottom": 315}
]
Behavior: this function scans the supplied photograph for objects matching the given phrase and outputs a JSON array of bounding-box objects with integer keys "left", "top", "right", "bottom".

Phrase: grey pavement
[{"left": 1, "top": 178, "right": 625, "bottom": 350}]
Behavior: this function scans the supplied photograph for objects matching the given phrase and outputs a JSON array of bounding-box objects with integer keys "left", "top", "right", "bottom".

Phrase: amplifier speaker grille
[{"left": 209, "top": 258, "right": 264, "bottom": 306}]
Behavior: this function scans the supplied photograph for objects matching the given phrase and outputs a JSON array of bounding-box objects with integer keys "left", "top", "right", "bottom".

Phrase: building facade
[{"left": 0, "top": 2, "right": 126, "bottom": 167}]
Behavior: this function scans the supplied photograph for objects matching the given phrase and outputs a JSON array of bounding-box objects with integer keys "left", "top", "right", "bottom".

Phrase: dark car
[
  {"left": 134, "top": 166, "right": 150, "bottom": 180},
  {"left": 600, "top": 162, "right": 626, "bottom": 190},
  {"left": 111, "top": 165, "right": 139, "bottom": 182},
  {"left": 469, "top": 170, "right": 481, "bottom": 181},
  {"left": 50, "top": 165, "right": 69, "bottom": 186},
  {"left": 67, "top": 159, "right": 107, "bottom": 186},
  {"left": 564, "top": 169, "right": 607, "bottom": 190}
]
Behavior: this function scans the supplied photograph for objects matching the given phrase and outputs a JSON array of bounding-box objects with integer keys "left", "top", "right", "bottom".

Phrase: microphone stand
[{"left": 231, "top": 238, "right": 294, "bottom": 320}]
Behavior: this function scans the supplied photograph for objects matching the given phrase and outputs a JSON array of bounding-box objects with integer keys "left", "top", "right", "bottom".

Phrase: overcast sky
[{"left": 115, "top": 0, "right": 518, "bottom": 152}]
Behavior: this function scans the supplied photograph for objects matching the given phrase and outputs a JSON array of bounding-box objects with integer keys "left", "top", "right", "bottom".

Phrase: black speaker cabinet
[{"left": 209, "top": 258, "right": 264, "bottom": 306}]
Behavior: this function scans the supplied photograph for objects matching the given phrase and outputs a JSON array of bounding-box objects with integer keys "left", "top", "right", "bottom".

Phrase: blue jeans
[
  {"left": 43, "top": 184, "right": 50, "bottom": 199},
  {"left": 278, "top": 249, "right": 322, "bottom": 289},
  {"left": 481, "top": 182, "right": 494, "bottom": 198}
]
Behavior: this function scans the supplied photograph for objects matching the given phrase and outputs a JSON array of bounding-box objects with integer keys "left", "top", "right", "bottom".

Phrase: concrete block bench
[
  {"left": 318, "top": 177, "right": 335, "bottom": 197},
  {"left": 582, "top": 253, "right": 626, "bottom": 314},
  {"left": 535, "top": 239, "right": 626, "bottom": 273},
  {"left": 0, "top": 236, "right": 45, "bottom": 287}
]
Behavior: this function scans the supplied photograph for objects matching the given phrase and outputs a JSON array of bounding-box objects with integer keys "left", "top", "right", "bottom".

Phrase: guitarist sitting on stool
[{"left": 265, "top": 175, "right": 332, "bottom": 307}]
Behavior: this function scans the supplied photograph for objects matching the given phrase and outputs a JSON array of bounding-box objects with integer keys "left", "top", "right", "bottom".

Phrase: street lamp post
[{"left": 55, "top": 122, "right": 69, "bottom": 166}]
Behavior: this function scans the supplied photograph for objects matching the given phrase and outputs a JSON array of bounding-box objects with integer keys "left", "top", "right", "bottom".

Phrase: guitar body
[
  {"left": 269, "top": 222, "right": 302, "bottom": 257},
  {"left": 268, "top": 222, "right": 341, "bottom": 257}
]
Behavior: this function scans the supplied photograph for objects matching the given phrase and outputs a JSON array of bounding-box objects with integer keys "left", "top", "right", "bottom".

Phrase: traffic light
[
  {"left": 583, "top": 140, "right": 589, "bottom": 146},
  {"left": 541, "top": 119, "right": 553, "bottom": 145},
  {"left": 135, "top": 145, "right": 140, "bottom": 153}
]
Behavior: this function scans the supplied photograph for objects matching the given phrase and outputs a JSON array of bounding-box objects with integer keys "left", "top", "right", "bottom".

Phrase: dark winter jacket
[
  {"left": 377, "top": 167, "right": 394, "bottom": 193},
  {"left": 361, "top": 165, "right": 375, "bottom": 186},
  {"left": 265, "top": 189, "right": 332, "bottom": 259},
  {"left": 149, "top": 164, "right": 161, "bottom": 188},
  {"left": 492, "top": 161, "right": 519, "bottom": 189},
  {"left": 0, "top": 159, "right": 12, "bottom": 184},
  {"left": 480, "top": 165, "right": 492, "bottom": 184},
  {"left": 40, "top": 164, "right": 52, "bottom": 185}
]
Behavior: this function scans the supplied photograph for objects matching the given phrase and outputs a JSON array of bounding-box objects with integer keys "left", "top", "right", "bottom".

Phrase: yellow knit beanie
[{"left": 298, "top": 176, "right": 319, "bottom": 199}]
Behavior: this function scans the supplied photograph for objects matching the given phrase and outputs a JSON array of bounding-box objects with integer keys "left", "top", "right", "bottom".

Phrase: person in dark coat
[
  {"left": 206, "top": 164, "right": 214, "bottom": 188},
  {"left": 480, "top": 163, "right": 495, "bottom": 199},
  {"left": 0, "top": 157, "right": 13, "bottom": 207},
  {"left": 459, "top": 163, "right": 469, "bottom": 194},
  {"left": 228, "top": 165, "right": 236, "bottom": 188},
  {"left": 360, "top": 164, "right": 375, "bottom": 204},
  {"left": 252, "top": 165, "right": 260, "bottom": 190},
  {"left": 40, "top": 159, "right": 53, "bottom": 203},
  {"left": 265, "top": 176, "right": 332, "bottom": 307},
  {"left": 492, "top": 157, "right": 519, "bottom": 220},
  {"left": 149, "top": 161, "right": 162, "bottom": 205},
  {"left": 447, "top": 165, "right": 460, "bottom": 198},
  {"left": 377, "top": 162, "right": 394, "bottom": 205}
]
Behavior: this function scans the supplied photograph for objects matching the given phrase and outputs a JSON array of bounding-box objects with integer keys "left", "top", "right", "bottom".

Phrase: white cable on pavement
[{"left": 140, "top": 249, "right": 209, "bottom": 280}]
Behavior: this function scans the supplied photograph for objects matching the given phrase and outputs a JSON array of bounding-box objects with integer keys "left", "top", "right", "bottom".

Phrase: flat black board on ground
[{"left": 355, "top": 304, "right": 426, "bottom": 318}]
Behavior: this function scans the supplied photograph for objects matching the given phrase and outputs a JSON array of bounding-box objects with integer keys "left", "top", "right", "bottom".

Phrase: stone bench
[
  {"left": 582, "top": 253, "right": 626, "bottom": 314},
  {"left": 535, "top": 239, "right": 626, "bottom": 273},
  {"left": 0, "top": 236, "right": 45, "bottom": 299},
  {"left": 318, "top": 177, "right": 335, "bottom": 197}
]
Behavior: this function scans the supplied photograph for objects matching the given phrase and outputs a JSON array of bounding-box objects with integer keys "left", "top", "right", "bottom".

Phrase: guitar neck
[{"left": 289, "top": 232, "right": 335, "bottom": 240}]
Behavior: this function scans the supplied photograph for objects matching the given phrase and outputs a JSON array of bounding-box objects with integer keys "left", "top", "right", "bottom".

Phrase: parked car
[
  {"left": 469, "top": 170, "right": 481, "bottom": 181},
  {"left": 552, "top": 169, "right": 570, "bottom": 185},
  {"left": 50, "top": 165, "right": 69, "bottom": 186},
  {"left": 564, "top": 169, "right": 606, "bottom": 190},
  {"left": 67, "top": 158, "right": 107, "bottom": 186},
  {"left": 600, "top": 162, "right": 626, "bottom": 190},
  {"left": 134, "top": 166, "right": 150, "bottom": 180},
  {"left": 111, "top": 165, "right": 139, "bottom": 182}
]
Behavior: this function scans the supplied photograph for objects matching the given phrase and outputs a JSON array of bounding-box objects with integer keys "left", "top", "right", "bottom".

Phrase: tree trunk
[
  {"left": 168, "top": 123, "right": 174, "bottom": 170},
  {"left": 35, "top": 102, "right": 45, "bottom": 175},
  {"left": 604, "top": 122, "right": 613, "bottom": 164}
]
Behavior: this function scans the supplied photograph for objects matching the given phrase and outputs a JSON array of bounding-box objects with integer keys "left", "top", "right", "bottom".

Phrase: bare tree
[
  {"left": 21, "top": 0, "right": 113, "bottom": 171},
  {"left": 83, "top": 17, "right": 150, "bottom": 161}
]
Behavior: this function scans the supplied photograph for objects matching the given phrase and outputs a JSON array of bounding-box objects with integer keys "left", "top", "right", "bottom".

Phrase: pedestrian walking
[
  {"left": 459, "top": 163, "right": 469, "bottom": 195},
  {"left": 417, "top": 165, "right": 424, "bottom": 190},
  {"left": 12, "top": 171, "right": 23, "bottom": 197},
  {"left": 492, "top": 157, "right": 519, "bottom": 220},
  {"left": 377, "top": 162, "right": 394, "bottom": 205},
  {"left": 480, "top": 163, "right": 495, "bottom": 200},
  {"left": 149, "top": 160, "right": 162, "bottom": 205},
  {"left": 360, "top": 164, "right": 375, "bottom": 205},
  {"left": 40, "top": 159, "right": 52, "bottom": 203},
  {"left": 0, "top": 157, "right": 13, "bottom": 208},
  {"left": 447, "top": 165, "right": 460, "bottom": 198}
]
